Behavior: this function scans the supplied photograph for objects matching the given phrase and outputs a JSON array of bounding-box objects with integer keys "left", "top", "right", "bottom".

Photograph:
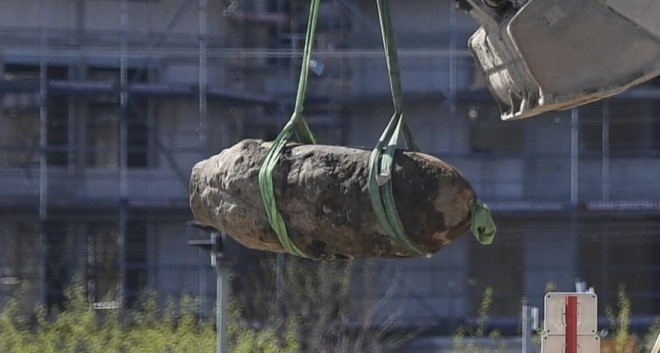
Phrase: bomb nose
[{"left": 189, "top": 160, "right": 213, "bottom": 227}]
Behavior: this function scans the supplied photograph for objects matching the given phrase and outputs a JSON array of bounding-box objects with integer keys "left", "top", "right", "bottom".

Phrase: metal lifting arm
[{"left": 456, "top": 0, "right": 660, "bottom": 120}]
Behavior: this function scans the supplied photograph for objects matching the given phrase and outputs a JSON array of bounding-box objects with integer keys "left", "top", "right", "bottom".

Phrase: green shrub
[
  {"left": 0, "top": 282, "right": 292, "bottom": 353},
  {"left": 231, "top": 256, "right": 414, "bottom": 353},
  {"left": 453, "top": 286, "right": 506, "bottom": 353},
  {"left": 0, "top": 258, "right": 409, "bottom": 353}
]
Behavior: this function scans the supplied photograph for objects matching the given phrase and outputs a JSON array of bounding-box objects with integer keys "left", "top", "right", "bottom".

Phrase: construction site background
[{"left": 0, "top": 0, "right": 658, "bottom": 337}]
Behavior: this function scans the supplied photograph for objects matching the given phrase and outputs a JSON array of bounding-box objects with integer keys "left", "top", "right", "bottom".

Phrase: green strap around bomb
[
  {"left": 368, "top": 0, "right": 495, "bottom": 255},
  {"left": 258, "top": 0, "right": 496, "bottom": 258},
  {"left": 257, "top": 0, "right": 320, "bottom": 258},
  {"left": 367, "top": 0, "right": 428, "bottom": 256}
]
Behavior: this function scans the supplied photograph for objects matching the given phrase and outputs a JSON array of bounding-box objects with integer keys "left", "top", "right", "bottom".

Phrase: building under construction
[{"left": 0, "top": 0, "right": 658, "bottom": 333}]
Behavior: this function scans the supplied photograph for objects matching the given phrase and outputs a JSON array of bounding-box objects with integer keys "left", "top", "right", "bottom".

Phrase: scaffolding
[{"left": 0, "top": 0, "right": 658, "bottom": 331}]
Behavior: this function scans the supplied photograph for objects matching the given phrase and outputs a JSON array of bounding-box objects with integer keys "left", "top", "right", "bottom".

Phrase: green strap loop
[
  {"left": 471, "top": 199, "right": 496, "bottom": 244},
  {"left": 258, "top": 0, "right": 321, "bottom": 257},
  {"left": 290, "top": 0, "right": 320, "bottom": 144},
  {"left": 368, "top": 0, "right": 428, "bottom": 257},
  {"left": 375, "top": 0, "right": 417, "bottom": 151}
]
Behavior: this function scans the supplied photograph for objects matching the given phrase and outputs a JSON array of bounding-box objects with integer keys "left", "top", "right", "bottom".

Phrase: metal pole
[
  {"left": 197, "top": 0, "right": 209, "bottom": 323},
  {"left": 146, "top": 0, "right": 157, "bottom": 169},
  {"left": 187, "top": 227, "right": 229, "bottom": 353},
  {"left": 197, "top": 244, "right": 207, "bottom": 321},
  {"left": 275, "top": 0, "right": 287, "bottom": 318},
  {"left": 522, "top": 305, "right": 530, "bottom": 353},
  {"left": 67, "top": 85, "right": 76, "bottom": 172},
  {"left": 570, "top": 108, "right": 579, "bottom": 207},
  {"left": 522, "top": 305, "right": 535, "bottom": 353},
  {"left": 0, "top": 228, "right": 3, "bottom": 305},
  {"left": 570, "top": 108, "right": 580, "bottom": 283},
  {"left": 212, "top": 233, "right": 229, "bottom": 353},
  {"left": 217, "top": 259, "right": 229, "bottom": 353},
  {"left": 119, "top": 0, "right": 129, "bottom": 312},
  {"left": 38, "top": 0, "right": 49, "bottom": 308},
  {"left": 448, "top": 0, "right": 458, "bottom": 159},
  {"left": 198, "top": 0, "right": 208, "bottom": 152},
  {"left": 448, "top": 1, "right": 457, "bottom": 107},
  {"left": 602, "top": 229, "right": 610, "bottom": 304},
  {"left": 601, "top": 102, "right": 610, "bottom": 201},
  {"left": 67, "top": 0, "right": 77, "bottom": 172},
  {"left": 448, "top": 1, "right": 460, "bottom": 317}
]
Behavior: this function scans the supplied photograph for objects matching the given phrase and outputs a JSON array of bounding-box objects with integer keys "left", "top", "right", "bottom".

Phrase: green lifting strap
[
  {"left": 260, "top": 0, "right": 496, "bottom": 258},
  {"left": 471, "top": 199, "right": 496, "bottom": 245},
  {"left": 258, "top": 0, "right": 321, "bottom": 258},
  {"left": 368, "top": 0, "right": 428, "bottom": 257},
  {"left": 368, "top": 0, "right": 496, "bottom": 255}
]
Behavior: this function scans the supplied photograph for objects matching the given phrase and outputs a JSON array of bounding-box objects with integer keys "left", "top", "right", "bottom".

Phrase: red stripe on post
[{"left": 565, "top": 296, "right": 578, "bottom": 353}]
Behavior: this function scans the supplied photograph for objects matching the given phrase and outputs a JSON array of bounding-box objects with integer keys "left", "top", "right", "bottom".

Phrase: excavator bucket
[{"left": 462, "top": 0, "right": 660, "bottom": 120}]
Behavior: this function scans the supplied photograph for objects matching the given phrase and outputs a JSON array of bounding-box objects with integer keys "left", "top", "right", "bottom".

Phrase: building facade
[{"left": 0, "top": 0, "right": 658, "bottom": 333}]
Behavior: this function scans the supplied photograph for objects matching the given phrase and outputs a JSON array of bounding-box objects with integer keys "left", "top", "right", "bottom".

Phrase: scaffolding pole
[
  {"left": 449, "top": 1, "right": 457, "bottom": 109},
  {"left": 147, "top": 0, "right": 157, "bottom": 170},
  {"left": 275, "top": 0, "right": 286, "bottom": 319},
  {"left": 197, "top": 0, "right": 209, "bottom": 321},
  {"left": 570, "top": 108, "right": 579, "bottom": 207},
  {"left": 130, "top": 0, "right": 193, "bottom": 82},
  {"left": 198, "top": 0, "right": 208, "bottom": 150},
  {"left": 602, "top": 102, "right": 610, "bottom": 201},
  {"left": 67, "top": 0, "right": 79, "bottom": 173},
  {"left": 570, "top": 108, "right": 580, "bottom": 284},
  {"left": 448, "top": 2, "right": 458, "bottom": 321},
  {"left": 601, "top": 102, "right": 611, "bottom": 301},
  {"left": 38, "top": 0, "right": 48, "bottom": 308},
  {"left": 119, "top": 0, "right": 129, "bottom": 313}
]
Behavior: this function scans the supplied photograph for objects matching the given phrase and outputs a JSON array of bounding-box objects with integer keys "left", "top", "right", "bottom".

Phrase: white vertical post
[{"left": 522, "top": 305, "right": 537, "bottom": 353}]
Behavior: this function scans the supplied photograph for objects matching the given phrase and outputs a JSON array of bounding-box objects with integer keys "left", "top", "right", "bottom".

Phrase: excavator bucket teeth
[{"left": 464, "top": 0, "right": 660, "bottom": 120}]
